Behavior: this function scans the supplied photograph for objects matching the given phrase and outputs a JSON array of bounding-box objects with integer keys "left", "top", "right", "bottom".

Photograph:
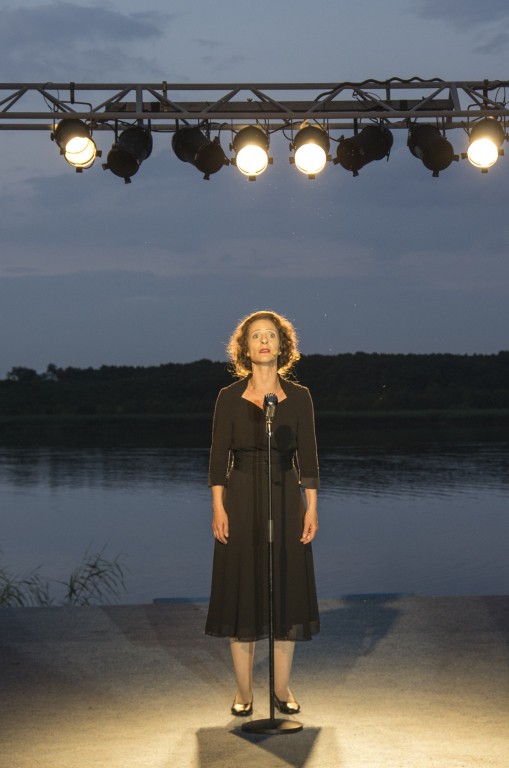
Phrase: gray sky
[{"left": 1, "top": 0, "right": 508, "bottom": 375}]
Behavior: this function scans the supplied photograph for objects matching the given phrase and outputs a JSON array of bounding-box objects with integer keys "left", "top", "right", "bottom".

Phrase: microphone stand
[{"left": 242, "top": 396, "right": 303, "bottom": 735}]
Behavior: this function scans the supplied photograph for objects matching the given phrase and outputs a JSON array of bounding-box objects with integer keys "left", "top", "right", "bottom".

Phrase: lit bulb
[
  {"left": 467, "top": 137, "right": 499, "bottom": 169},
  {"left": 236, "top": 145, "right": 268, "bottom": 177},
  {"left": 64, "top": 137, "right": 96, "bottom": 168},
  {"left": 65, "top": 136, "right": 90, "bottom": 154},
  {"left": 294, "top": 143, "right": 327, "bottom": 175}
]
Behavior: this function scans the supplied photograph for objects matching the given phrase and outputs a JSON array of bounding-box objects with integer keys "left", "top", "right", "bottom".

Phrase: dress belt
[{"left": 231, "top": 452, "right": 295, "bottom": 482}]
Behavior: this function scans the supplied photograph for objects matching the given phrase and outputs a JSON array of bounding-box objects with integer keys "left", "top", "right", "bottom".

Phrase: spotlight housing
[
  {"left": 408, "top": 124, "right": 457, "bottom": 177},
  {"left": 291, "top": 125, "right": 330, "bottom": 178},
  {"left": 231, "top": 126, "right": 270, "bottom": 180},
  {"left": 334, "top": 124, "right": 393, "bottom": 176},
  {"left": 172, "top": 127, "right": 228, "bottom": 179},
  {"left": 103, "top": 126, "right": 153, "bottom": 183},
  {"left": 466, "top": 118, "right": 506, "bottom": 172},
  {"left": 52, "top": 119, "right": 99, "bottom": 171}
]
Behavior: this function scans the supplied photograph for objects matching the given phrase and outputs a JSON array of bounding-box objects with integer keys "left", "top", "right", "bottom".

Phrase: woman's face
[{"left": 246, "top": 318, "right": 280, "bottom": 366}]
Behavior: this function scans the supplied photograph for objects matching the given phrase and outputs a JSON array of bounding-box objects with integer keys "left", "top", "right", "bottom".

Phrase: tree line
[{"left": 2, "top": 352, "right": 509, "bottom": 416}]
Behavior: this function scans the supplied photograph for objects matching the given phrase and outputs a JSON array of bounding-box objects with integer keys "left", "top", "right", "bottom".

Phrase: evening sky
[{"left": 1, "top": 0, "right": 508, "bottom": 374}]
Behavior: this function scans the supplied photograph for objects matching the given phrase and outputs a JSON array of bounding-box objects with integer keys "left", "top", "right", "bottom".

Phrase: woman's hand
[
  {"left": 300, "top": 488, "right": 318, "bottom": 543},
  {"left": 300, "top": 509, "right": 318, "bottom": 543},
  {"left": 212, "top": 507, "right": 229, "bottom": 544},
  {"left": 211, "top": 486, "right": 229, "bottom": 544}
]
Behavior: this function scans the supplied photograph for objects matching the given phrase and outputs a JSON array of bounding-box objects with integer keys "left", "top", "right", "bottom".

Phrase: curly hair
[{"left": 227, "top": 310, "right": 300, "bottom": 378}]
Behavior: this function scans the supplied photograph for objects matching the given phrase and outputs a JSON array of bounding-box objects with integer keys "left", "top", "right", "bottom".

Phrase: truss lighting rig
[{"left": 1, "top": 79, "right": 508, "bottom": 181}]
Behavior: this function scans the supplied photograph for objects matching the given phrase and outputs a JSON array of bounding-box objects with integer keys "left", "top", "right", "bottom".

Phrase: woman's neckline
[{"left": 240, "top": 376, "right": 288, "bottom": 409}]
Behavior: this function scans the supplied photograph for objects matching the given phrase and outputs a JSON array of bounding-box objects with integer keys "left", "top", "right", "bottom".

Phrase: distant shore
[
  {"left": 2, "top": 409, "right": 509, "bottom": 447},
  {"left": 2, "top": 408, "right": 509, "bottom": 424}
]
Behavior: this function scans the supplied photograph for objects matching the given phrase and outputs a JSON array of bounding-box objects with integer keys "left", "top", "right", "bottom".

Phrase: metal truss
[{"left": 1, "top": 79, "right": 509, "bottom": 134}]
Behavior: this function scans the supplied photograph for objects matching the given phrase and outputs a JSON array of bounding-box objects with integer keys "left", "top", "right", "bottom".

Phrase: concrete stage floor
[{"left": 0, "top": 596, "right": 508, "bottom": 768}]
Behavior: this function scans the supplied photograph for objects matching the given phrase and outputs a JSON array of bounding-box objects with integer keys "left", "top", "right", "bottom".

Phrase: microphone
[{"left": 263, "top": 393, "right": 278, "bottom": 422}]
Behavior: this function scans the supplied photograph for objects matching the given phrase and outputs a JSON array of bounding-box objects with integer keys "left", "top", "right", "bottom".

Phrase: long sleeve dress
[{"left": 205, "top": 377, "right": 320, "bottom": 642}]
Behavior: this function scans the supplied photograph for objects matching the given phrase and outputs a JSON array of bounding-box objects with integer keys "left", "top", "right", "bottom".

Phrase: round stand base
[{"left": 241, "top": 717, "right": 303, "bottom": 735}]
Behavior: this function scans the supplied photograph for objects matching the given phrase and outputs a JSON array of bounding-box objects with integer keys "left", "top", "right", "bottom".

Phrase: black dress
[{"left": 205, "top": 377, "right": 320, "bottom": 641}]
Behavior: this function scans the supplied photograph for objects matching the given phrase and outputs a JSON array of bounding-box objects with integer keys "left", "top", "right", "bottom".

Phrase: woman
[{"left": 205, "top": 310, "right": 320, "bottom": 717}]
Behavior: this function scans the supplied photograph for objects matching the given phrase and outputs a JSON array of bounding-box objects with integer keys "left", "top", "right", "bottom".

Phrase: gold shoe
[{"left": 231, "top": 696, "right": 253, "bottom": 717}]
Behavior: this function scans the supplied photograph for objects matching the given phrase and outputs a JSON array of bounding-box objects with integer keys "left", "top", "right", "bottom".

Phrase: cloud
[
  {"left": 474, "top": 31, "right": 509, "bottom": 54},
  {"left": 415, "top": 0, "right": 509, "bottom": 55},
  {"left": 0, "top": 2, "right": 169, "bottom": 45},
  {"left": 416, "top": 0, "right": 509, "bottom": 27},
  {"left": 394, "top": 246, "right": 509, "bottom": 292},
  {"left": 195, "top": 38, "right": 223, "bottom": 50},
  {"left": 0, "top": 1, "right": 173, "bottom": 79}
]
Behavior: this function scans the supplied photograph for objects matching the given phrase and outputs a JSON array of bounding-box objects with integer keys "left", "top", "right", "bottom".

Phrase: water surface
[{"left": 1, "top": 420, "right": 508, "bottom": 602}]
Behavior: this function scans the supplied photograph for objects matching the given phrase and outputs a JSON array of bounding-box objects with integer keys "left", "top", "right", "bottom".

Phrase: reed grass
[{"left": 0, "top": 548, "right": 127, "bottom": 607}]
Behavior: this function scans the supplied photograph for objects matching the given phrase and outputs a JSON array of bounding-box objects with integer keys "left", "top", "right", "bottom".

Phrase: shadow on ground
[{"left": 196, "top": 725, "right": 331, "bottom": 768}]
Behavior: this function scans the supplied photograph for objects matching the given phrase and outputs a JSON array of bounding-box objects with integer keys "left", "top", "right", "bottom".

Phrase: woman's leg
[
  {"left": 274, "top": 639, "right": 297, "bottom": 703},
  {"left": 230, "top": 639, "right": 255, "bottom": 703}
]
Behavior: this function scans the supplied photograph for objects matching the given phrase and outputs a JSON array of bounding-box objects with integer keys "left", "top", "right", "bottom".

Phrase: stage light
[
  {"left": 103, "top": 126, "right": 153, "bottom": 183},
  {"left": 52, "top": 119, "right": 98, "bottom": 170},
  {"left": 231, "top": 126, "right": 270, "bottom": 180},
  {"left": 407, "top": 124, "right": 457, "bottom": 177},
  {"left": 172, "top": 127, "right": 228, "bottom": 179},
  {"left": 291, "top": 126, "right": 330, "bottom": 178},
  {"left": 466, "top": 118, "right": 505, "bottom": 171},
  {"left": 334, "top": 124, "right": 393, "bottom": 176}
]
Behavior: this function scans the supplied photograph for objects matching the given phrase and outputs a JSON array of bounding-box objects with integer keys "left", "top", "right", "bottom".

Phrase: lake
[{"left": 1, "top": 418, "right": 508, "bottom": 603}]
